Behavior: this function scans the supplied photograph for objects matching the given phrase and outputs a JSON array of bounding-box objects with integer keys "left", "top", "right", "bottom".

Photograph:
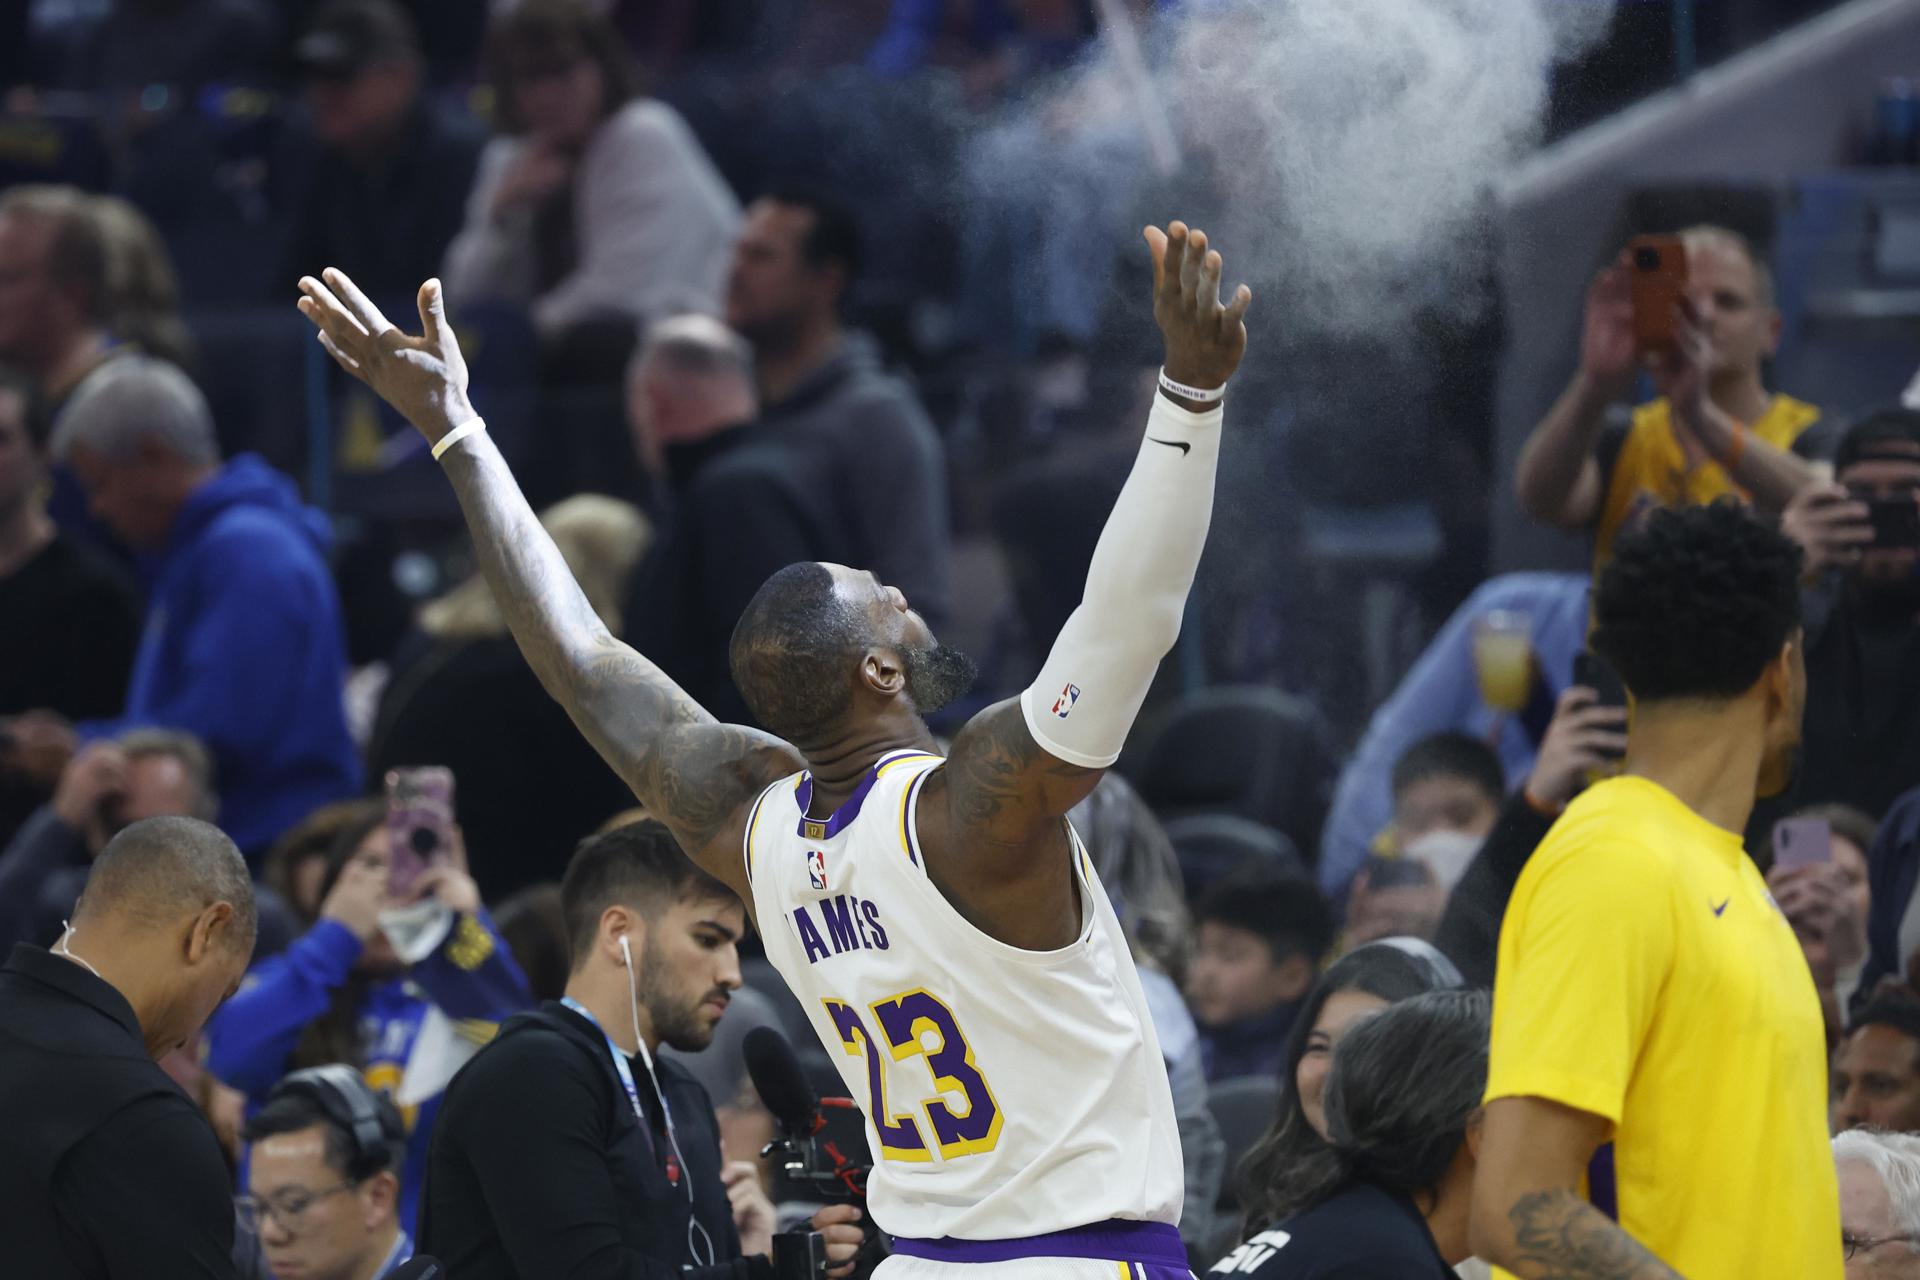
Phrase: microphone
[
  {"left": 389, "top": 1259, "right": 446, "bottom": 1280},
  {"left": 744, "top": 1026, "right": 870, "bottom": 1199},
  {"left": 745, "top": 1026, "right": 822, "bottom": 1138}
]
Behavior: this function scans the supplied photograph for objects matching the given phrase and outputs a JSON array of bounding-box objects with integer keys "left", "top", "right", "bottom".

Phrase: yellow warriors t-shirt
[
  {"left": 1592, "top": 393, "right": 1822, "bottom": 576},
  {"left": 1485, "top": 776, "right": 1841, "bottom": 1279}
]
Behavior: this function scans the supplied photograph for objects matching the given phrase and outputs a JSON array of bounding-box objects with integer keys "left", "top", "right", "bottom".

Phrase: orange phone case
[{"left": 1628, "top": 234, "right": 1688, "bottom": 352}]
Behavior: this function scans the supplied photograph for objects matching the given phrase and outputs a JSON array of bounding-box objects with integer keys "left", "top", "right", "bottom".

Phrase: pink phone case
[
  {"left": 1772, "top": 817, "right": 1832, "bottom": 873},
  {"left": 385, "top": 767, "right": 455, "bottom": 897}
]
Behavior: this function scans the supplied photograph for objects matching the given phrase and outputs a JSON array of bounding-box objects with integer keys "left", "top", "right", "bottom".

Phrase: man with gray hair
[
  {"left": 622, "top": 313, "right": 851, "bottom": 725},
  {"left": 0, "top": 814, "right": 256, "bottom": 1277},
  {"left": 31, "top": 355, "right": 360, "bottom": 856},
  {"left": 1837, "top": 1129, "right": 1920, "bottom": 1276}
]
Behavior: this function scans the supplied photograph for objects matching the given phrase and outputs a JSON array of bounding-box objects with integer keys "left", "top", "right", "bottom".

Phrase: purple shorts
[{"left": 891, "top": 1219, "right": 1190, "bottom": 1280}]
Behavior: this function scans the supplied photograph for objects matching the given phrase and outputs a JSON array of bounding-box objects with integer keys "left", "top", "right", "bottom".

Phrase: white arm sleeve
[{"left": 1020, "top": 393, "right": 1223, "bottom": 769}]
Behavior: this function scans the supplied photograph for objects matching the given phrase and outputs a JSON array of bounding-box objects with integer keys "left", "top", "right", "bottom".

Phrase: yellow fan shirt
[{"left": 1592, "top": 393, "right": 1822, "bottom": 576}]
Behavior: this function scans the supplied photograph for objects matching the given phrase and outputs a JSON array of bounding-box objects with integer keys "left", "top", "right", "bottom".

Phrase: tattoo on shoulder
[
  {"left": 1508, "top": 1189, "right": 1681, "bottom": 1280},
  {"left": 941, "top": 701, "right": 1094, "bottom": 834}
]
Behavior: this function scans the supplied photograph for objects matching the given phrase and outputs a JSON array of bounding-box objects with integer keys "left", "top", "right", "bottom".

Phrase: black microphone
[
  {"left": 389, "top": 1259, "right": 446, "bottom": 1280},
  {"left": 745, "top": 1026, "right": 821, "bottom": 1137}
]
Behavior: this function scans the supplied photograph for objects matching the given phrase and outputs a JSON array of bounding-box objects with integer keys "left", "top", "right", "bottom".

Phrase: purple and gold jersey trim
[
  {"left": 891, "top": 1220, "right": 1185, "bottom": 1269},
  {"left": 792, "top": 750, "right": 941, "bottom": 840}
]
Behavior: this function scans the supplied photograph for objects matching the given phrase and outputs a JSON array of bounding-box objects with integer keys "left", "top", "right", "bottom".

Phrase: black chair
[
  {"left": 1163, "top": 814, "right": 1306, "bottom": 902},
  {"left": 1122, "top": 686, "right": 1338, "bottom": 859},
  {"left": 1207, "top": 1074, "right": 1282, "bottom": 1212}
]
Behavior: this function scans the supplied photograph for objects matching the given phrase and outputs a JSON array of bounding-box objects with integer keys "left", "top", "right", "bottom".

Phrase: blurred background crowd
[{"left": 12, "top": 0, "right": 1920, "bottom": 1275}]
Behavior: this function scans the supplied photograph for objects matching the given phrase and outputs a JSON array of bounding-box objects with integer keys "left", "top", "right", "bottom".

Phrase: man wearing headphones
[
  {"left": 241, "top": 1066, "right": 413, "bottom": 1280},
  {"left": 421, "top": 821, "right": 863, "bottom": 1279}
]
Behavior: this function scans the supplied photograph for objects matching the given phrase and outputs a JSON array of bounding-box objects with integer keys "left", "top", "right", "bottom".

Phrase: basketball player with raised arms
[{"left": 296, "top": 220, "right": 1250, "bottom": 1279}]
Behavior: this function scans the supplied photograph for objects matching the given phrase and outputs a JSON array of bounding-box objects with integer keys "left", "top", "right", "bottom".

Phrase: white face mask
[{"left": 1402, "top": 830, "right": 1483, "bottom": 894}]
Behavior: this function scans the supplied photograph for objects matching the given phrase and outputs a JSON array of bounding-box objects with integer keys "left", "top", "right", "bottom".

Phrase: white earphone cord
[
  {"left": 622, "top": 935, "right": 717, "bottom": 1267},
  {"left": 55, "top": 922, "right": 103, "bottom": 980}
]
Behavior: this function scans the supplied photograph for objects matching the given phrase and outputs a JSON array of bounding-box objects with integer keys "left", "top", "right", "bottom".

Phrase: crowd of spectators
[{"left": 6, "top": 1, "right": 1920, "bottom": 1277}]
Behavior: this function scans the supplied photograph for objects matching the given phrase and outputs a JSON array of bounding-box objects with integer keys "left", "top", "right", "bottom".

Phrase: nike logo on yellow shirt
[{"left": 1712, "top": 898, "right": 1730, "bottom": 917}]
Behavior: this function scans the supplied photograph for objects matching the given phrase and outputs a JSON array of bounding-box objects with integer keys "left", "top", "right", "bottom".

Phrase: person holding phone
[
  {"left": 1514, "top": 226, "right": 1825, "bottom": 581},
  {"left": 1771, "top": 410, "right": 1920, "bottom": 848},
  {"left": 205, "top": 797, "right": 532, "bottom": 1239}
]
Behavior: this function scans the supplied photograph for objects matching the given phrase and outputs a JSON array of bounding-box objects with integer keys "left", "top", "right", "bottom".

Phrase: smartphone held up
[
  {"left": 385, "top": 766, "right": 456, "bottom": 899},
  {"left": 1628, "top": 234, "right": 1688, "bottom": 353}
]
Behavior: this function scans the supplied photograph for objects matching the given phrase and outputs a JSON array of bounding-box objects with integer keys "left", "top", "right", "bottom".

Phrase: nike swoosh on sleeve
[{"left": 1147, "top": 437, "right": 1191, "bottom": 455}]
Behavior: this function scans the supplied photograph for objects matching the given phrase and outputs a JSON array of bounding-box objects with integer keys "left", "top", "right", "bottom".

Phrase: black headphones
[{"left": 271, "top": 1065, "right": 402, "bottom": 1179}]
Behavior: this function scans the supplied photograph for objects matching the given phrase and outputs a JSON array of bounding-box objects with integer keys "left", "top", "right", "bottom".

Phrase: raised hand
[
  {"left": 1649, "top": 294, "right": 1714, "bottom": 442},
  {"left": 1143, "top": 221, "right": 1252, "bottom": 394},
  {"left": 1782, "top": 482, "right": 1873, "bottom": 579},
  {"left": 1580, "top": 255, "right": 1638, "bottom": 397},
  {"left": 297, "top": 270, "right": 473, "bottom": 444},
  {"left": 51, "top": 741, "right": 128, "bottom": 835},
  {"left": 1525, "top": 686, "right": 1630, "bottom": 810},
  {"left": 722, "top": 1161, "right": 775, "bottom": 1258}
]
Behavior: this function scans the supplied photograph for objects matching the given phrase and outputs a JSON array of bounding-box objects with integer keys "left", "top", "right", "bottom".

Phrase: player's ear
[{"left": 861, "top": 649, "right": 906, "bottom": 698}]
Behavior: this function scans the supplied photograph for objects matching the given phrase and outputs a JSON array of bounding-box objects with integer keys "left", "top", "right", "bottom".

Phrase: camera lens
[
  {"left": 1635, "top": 246, "right": 1661, "bottom": 271},
  {"left": 409, "top": 826, "right": 438, "bottom": 856}
]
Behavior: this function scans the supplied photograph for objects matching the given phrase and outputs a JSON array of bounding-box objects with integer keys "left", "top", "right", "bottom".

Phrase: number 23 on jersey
[{"left": 824, "top": 989, "right": 1003, "bottom": 1162}]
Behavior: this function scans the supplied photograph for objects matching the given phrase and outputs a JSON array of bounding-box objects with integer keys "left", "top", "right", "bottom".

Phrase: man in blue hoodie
[{"left": 43, "top": 355, "right": 360, "bottom": 856}]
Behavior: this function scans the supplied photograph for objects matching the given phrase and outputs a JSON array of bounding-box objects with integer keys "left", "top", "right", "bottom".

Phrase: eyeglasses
[
  {"left": 1843, "top": 1231, "right": 1920, "bottom": 1259},
  {"left": 236, "top": 1181, "right": 358, "bottom": 1234}
]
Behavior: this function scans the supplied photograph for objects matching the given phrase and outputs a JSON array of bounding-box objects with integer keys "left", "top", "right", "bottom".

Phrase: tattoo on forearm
[
  {"left": 1507, "top": 1190, "right": 1682, "bottom": 1280},
  {"left": 440, "top": 440, "right": 796, "bottom": 854}
]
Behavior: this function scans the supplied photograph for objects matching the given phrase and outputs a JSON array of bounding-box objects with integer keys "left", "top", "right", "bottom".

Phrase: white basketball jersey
[{"left": 744, "top": 749, "right": 1184, "bottom": 1242}]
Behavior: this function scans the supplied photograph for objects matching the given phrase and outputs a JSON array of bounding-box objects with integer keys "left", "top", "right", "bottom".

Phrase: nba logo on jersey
[
  {"left": 1051, "top": 683, "right": 1081, "bottom": 718},
  {"left": 807, "top": 849, "right": 829, "bottom": 891}
]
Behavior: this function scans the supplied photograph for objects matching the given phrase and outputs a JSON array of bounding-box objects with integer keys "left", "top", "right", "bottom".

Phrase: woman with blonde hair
[{"left": 369, "top": 495, "right": 650, "bottom": 897}]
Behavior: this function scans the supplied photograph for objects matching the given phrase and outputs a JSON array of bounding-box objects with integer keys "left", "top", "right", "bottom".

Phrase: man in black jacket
[
  {"left": 723, "top": 187, "right": 951, "bottom": 629},
  {"left": 0, "top": 814, "right": 256, "bottom": 1279},
  {"left": 622, "top": 315, "right": 849, "bottom": 727},
  {"left": 421, "top": 821, "right": 863, "bottom": 1279}
]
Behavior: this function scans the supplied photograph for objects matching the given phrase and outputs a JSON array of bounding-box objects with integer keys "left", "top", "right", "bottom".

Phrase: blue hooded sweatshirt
[{"left": 82, "top": 455, "right": 360, "bottom": 855}]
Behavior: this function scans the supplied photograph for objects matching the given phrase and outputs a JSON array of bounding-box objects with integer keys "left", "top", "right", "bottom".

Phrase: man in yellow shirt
[
  {"left": 1469, "top": 501, "right": 1841, "bottom": 1279},
  {"left": 1514, "top": 226, "right": 1824, "bottom": 577}
]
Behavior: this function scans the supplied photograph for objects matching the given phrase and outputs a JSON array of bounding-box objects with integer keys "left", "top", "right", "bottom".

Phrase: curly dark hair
[{"left": 1590, "top": 499, "right": 1803, "bottom": 703}]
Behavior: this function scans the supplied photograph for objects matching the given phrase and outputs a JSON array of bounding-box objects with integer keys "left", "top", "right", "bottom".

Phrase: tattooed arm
[
  {"left": 1470, "top": 1096, "right": 1683, "bottom": 1280},
  {"left": 295, "top": 271, "right": 800, "bottom": 893},
  {"left": 919, "top": 222, "right": 1251, "bottom": 948}
]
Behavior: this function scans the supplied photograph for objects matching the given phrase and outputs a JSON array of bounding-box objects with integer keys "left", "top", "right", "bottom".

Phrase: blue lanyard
[{"left": 560, "top": 997, "right": 679, "bottom": 1183}]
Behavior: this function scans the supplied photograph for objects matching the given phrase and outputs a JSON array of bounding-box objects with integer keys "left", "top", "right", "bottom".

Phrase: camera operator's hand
[
  {"left": 321, "top": 858, "right": 391, "bottom": 943},
  {"left": 810, "top": 1203, "right": 865, "bottom": 1279},
  {"left": 1782, "top": 482, "right": 1872, "bottom": 579},
  {"left": 1525, "top": 687, "right": 1629, "bottom": 811},
  {"left": 51, "top": 742, "right": 128, "bottom": 836},
  {"left": 723, "top": 1162, "right": 776, "bottom": 1258}
]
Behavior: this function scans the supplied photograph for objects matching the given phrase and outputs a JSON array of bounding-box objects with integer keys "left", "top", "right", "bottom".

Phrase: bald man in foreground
[{"left": 0, "top": 815, "right": 256, "bottom": 1279}]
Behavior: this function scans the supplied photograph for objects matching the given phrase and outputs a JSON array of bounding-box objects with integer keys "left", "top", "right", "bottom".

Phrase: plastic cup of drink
[{"left": 1473, "top": 611, "right": 1534, "bottom": 713}]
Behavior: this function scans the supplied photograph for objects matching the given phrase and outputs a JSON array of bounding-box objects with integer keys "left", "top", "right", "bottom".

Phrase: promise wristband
[{"left": 1157, "top": 368, "right": 1227, "bottom": 404}]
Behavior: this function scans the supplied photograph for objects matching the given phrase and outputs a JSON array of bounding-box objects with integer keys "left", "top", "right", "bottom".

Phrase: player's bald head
[{"left": 74, "top": 815, "right": 256, "bottom": 951}]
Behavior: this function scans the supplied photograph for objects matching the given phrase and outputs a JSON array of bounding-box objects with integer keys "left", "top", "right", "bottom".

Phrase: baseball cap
[{"left": 295, "top": 0, "right": 420, "bottom": 79}]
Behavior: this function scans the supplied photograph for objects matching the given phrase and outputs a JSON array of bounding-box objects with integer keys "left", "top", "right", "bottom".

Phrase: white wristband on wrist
[
  {"left": 431, "top": 418, "right": 487, "bottom": 461},
  {"left": 1158, "top": 368, "right": 1227, "bottom": 404}
]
